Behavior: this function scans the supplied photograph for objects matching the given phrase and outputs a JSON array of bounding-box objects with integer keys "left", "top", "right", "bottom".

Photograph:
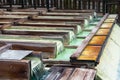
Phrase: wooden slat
[
  {"left": 50, "top": 9, "right": 95, "bottom": 13},
  {"left": 59, "top": 68, "right": 73, "bottom": 80},
  {"left": 41, "top": 12, "right": 93, "bottom": 16},
  {"left": 69, "top": 68, "right": 87, "bottom": 80},
  {"left": 30, "top": 16, "right": 86, "bottom": 23}
]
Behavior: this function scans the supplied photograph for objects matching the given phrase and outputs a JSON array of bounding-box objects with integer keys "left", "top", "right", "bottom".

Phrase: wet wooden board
[
  {"left": 0, "top": 60, "right": 30, "bottom": 80},
  {"left": 45, "top": 66, "right": 96, "bottom": 80},
  {"left": 77, "top": 46, "right": 101, "bottom": 61},
  {"left": 89, "top": 36, "right": 107, "bottom": 46}
]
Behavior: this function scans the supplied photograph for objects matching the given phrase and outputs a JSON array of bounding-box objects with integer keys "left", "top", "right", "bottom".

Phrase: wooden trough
[
  {"left": 70, "top": 14, "right": 117, "bottom": 67},
  {"left": 0, "top": 34, "right": 64, "bottom": 58}
]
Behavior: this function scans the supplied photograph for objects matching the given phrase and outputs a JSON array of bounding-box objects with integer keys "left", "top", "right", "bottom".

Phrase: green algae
[
  {"left": 77, "top": 31, "right": 90, "bottom": 37},
  {"left": 84, "top": 25, "right": 95, "bottom": 30},
  {"left": 55, "top": 48, "right": 76, "bottom": 60},
  {"left": 94, "top": 16, "right": 102, "bottom": 21},
  {"left": 90, "top": 21, "right": 99, "bottom": 25},
  {"left": 69, "top": 38, "right": 84, "bottom": 46}
]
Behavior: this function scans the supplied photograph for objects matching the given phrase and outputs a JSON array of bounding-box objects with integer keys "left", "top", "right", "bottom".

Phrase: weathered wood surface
[
  {"left": 0, "top": 60, "right": 30, "bottom": 80},
  {"left": 11, "top": 43, "right": 57, "bottom": 59},
  {"left": 12, "top": 8, "right": 47, "bottom": 12},
  {"left": 30, "top": 15, "right": 87, "bottom": 23},
  {"left": 1, "top": 11, "right": 39, "bottom": 16},
  {"left": 45, "top": 66, "right": 96, "bottom": 80},
  {"left": 0, "top": 15, "right": 28, "bottom": 19},
  {"left": 41, "top": 12, "right": 93, "bottom": 16},
  {"left": 50, "top": 9, "right": 95, "bottom": 13},
  {"left": 77, "top": 46, "right": 101, "bottom": 61},
  {"left": 0, "top": 19, "right": 15, "bottom": 24}
]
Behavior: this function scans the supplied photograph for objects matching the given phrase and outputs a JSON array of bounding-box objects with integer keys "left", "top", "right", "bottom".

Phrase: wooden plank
[
  {"left": 41, "top": 12, "right": 93, "bottom": 16},
  {"left": 69, "top": 68, "right": 87, "bottom": 80},
  {"left": 2, "top": 11, "right": 39, "bottom": 16},
  {"left": 50, "top": 9, "right": 95, "bottom": 13},
  {"left": 12, "top": 8, "right": 47, "bottom": 12},
  {"left": 30, "top": 15, "right": 86, "bottom": 23},
  {"left": 59, "top": 68, "right": 73, "bottom": 80},
  {"left": 0, "top": 15, "right": 29, "bottom": 19},
  {"left": 89, "top": 36, "right": 106, "bottom": 46},
  {"left": 45, "top": 66, "right": 96, "bottom": 80},
  {"left": 11, "top": 43, "right": 55, "bottom": 54},
  {"left": 17, "top": 20, "right": 82, "bottom": 34},
  {"left": 2, "top": 28, "right": 72, "bottom": 45},
  {"left": 0, "top": 19, "right": 14, "bottom": 24},
  {"left": 1, "top": 25, "right": 76, "bottom": 34},
  {"left": 77, "top": 46, "right": 101, "bottom": 61},
  {"left": 84, "top": 69, "right": 96, "bottom": 80},
  {"left": 0, "top": 60, "right": 30, "bottom": 80}
]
